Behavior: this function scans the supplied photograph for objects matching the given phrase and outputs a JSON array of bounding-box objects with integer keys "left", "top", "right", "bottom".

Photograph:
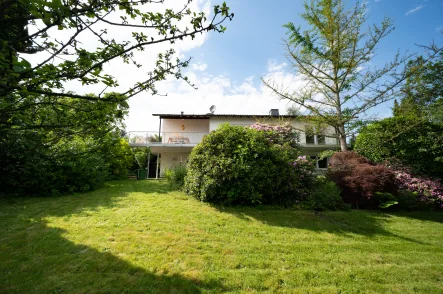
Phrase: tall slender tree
[{"left": 262, "top": 0, "right": 439, "bottom": 151}]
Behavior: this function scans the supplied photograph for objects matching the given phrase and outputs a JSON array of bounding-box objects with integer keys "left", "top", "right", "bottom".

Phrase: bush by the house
[
  {"left": 354, "top": 117, "right": 443, "bottom": 180},
  {"left": 391, "top": 165, "right": 443, "bottom": 209},
  {"left": 164, "top": 164, "right": 188, "bottom": 189},
  {"left": 302, "top": 176, "right": 349, "bottom": 211},
  {"left": 184, "top": 123, "right": 314, "bottom": 206},
  {"left": 326, "top": 152, "right": 398, "bottom": 209}
]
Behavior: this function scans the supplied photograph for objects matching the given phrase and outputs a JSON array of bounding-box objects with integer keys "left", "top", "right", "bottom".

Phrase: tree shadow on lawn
[
  {"left": 0, "top": 180, "right": 226, "bottom": 293},
  {"left": 216, "top": 206, "right": 434, "bottom": 245},
  {"left": 0, "top": 220, "right": 226, "bottom": 293}
]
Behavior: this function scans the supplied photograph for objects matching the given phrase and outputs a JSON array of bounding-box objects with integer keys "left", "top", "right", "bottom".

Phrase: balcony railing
[
  {"left": 127, "top": 131, "right": 208, "bottom": 145},
  {"left": 126, "top": 131, "right": 340, "bottom": 146}
]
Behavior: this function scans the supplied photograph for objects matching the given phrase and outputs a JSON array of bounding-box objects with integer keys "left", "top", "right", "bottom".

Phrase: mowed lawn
[{"left": 0, "top": 181, "right": 442, "bottom": 293}]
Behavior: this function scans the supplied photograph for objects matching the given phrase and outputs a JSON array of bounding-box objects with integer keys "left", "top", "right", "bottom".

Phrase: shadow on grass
[
  {"left": 0, "top": 180, "right": 226, "bottom": 293},
  {"left": 216, "top": 206, "right": 438, "bottom": 245},
  {"left": 0, "top": 221, "right": 226, "bottom": 293}
]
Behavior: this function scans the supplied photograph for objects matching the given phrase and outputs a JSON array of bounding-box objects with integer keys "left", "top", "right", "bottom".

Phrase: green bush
[
  {"left": 395, "top": 190, "right": 420, "bottom": 210},
  {"left": 354, "top": 117, "right": 443, "bottom": 179},
  {"left": 184, "top": 123, "right": 314, "bottom": 206},
  {"left": 302, "top": 176, "right": 349, "bottom": 211},
  {"left": 164, "top": 164, "right": 187, "bottom": 189}
]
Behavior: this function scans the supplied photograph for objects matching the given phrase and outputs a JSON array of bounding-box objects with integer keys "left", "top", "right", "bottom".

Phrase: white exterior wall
[
  {"left": 160, "top": 151, "right": 191, "bottom": 176},
  {"left": 162, "top": 119, "right": 209, "bottom": 144}
]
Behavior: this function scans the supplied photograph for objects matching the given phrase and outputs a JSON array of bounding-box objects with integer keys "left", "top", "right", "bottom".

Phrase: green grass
[{"left": 0, "top": 180, "right": 442, "bottom": 293}]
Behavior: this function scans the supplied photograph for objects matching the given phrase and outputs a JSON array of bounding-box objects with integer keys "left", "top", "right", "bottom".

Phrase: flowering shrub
[
  {"left": 249, "top": 122, "right": 300, "bottom": 149},
  {"left": 185, "top": 123, "right": 314, "bottom": 206},
  {"left": 392, "top": 166, "right": 443, "bottom": 209}
]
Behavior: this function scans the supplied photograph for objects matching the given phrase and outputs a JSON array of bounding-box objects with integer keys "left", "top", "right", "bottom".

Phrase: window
[
  {"left": 310, "top": 155, "right": 329, "bottom": 169},
  {"left": 317, "top": 135, "right": 326, "bottom": 144},
  {"left": 305, "top": 126, "right": 315, "bottom": 144},
  {"left": 317, "top": 157, "right": 328, "bottom": 168}
]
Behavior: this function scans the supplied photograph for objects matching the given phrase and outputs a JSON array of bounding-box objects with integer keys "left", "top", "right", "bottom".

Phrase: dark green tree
[
  {"left": 393, "top": 52, "right": 443, "bottom": 123},
  {"left": 354, "top": 117, "right": 443, "bottom": 179}
]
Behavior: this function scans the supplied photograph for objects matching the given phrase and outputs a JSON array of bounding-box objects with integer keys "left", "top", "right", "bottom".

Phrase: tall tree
[
  {"left": 262, "top": 0, "right": 439, "bottom": 151},
  {"left": 393, "top": 52, "right": 443, "bottom": 123}
]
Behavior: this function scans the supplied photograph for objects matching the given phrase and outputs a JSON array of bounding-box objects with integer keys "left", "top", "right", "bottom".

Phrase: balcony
[{"left": 127, "top": 131, "right": 208, "bottom": 146}]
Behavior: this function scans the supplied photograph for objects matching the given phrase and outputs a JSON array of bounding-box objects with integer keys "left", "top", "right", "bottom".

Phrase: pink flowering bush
[
  {"left": 391, "top": 165, "right": 443, "bottom": 209},
  {"left": 249, "top": 123, "right": 300, "bottom": 149}
]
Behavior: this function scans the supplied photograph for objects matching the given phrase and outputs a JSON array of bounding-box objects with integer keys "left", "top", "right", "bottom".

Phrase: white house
[{"left": 128, "top": 109, "right": 340, "bottom": 178}]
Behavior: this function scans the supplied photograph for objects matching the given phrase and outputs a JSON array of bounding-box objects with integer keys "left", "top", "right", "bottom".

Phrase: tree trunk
[{"left": 338, "top": 124, "right": 348, "bottom": 152}]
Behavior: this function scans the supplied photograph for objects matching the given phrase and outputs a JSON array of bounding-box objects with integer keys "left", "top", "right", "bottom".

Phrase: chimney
[
  {"left": 181, "top": 111, "right": 184, "bottom": 115},
  {"left": 269, "top": 109, "right": 279, "bottom": 117}
]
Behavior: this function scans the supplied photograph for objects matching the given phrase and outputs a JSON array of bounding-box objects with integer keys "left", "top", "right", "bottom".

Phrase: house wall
[
  {"left": 162, "top": 119, "right": 209, "bottom": 144},
  {"left": 160, "top": 151, "right": 191, "bottom": 176}
]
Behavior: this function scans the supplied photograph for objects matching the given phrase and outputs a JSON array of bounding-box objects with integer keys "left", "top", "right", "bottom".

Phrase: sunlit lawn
[{"left": 0, "top": 180, "right": 442, "bottom": 293}]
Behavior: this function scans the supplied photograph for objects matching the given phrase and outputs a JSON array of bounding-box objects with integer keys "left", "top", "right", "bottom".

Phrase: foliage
[
  {"left": 133, "top": 147, "right": 149, "bottom": 169},
  {"left": 326, "top": 152, "right": 398, "bottom": 209},
  {"left": 0, "top": 92, "right": 131, "bottom": 196},
  {"left": 395, "top": 190, "right": 422, "bottom": 210},
  {"left": 103, "top": 137, "right": 134, "bottom": 179},
  {"left": 164, "top": 164, "right": 188, "bottom": 189},
  {"left": 1, "top": 133, "right": 109, "bottom": 196},
  {"left": 184, "top": 123, "right": 314, "bottom": 206},
  {"left": 392, "top": 166, "right": 443, "bottom": 210},
  {"left": 373, "top": 192, "right": 398, "bottom": 209},
  {"left": 248, "top": 122, "right": 300, "bottom": 149},
  {"left": 0, "top": 0, "right": 233, "bottom": 196},
  {"left": 393, "top": 51, "right": 443, "bottom": 124},
  {"left": 302, "top": 176, "right": 348, "bottom": 211},
  {"left": 354, "top": 116, "right": 443, "bottom": 179},
  {"left": 1, "top": 0, "right": 233, "bottom": 131},
  {"left": 262, "top": 0, "right": 441, "bottom": 151}
]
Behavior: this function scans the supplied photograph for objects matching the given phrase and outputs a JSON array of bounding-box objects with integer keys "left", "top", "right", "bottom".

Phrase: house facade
[{"left": 128, "top": 109, "right": 340, "bottom": 178}]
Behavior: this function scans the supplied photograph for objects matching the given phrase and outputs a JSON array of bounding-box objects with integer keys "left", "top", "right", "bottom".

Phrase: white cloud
[
  {"left": 124, "top": 61, "right": 306, "bottom": 131},
  {"left": 405, "top": 5, "right": 424, "bottom": 16},
  {"left": 267, "top": 59, "right": 288, "bottom": 72},
  {"left": 191, "top": 62, "right": 208, "bottom": 71}
]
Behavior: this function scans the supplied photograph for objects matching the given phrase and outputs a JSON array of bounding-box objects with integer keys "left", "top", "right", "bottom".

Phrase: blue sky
[
  {"left": 194, "top": 0, "right": 442, "bottom": 83},
  {"left": 122, "top": 0, "right": 443, "bottom": 130}
]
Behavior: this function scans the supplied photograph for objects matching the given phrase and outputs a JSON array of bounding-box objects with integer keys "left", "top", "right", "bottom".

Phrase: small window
[
  {"left": 318, "top": 157, "right": 328, "bottom": 169},
  {"left": 306, "top": 134, "right": 315, "bottom": 144},
  {"left": 317, "top": 135, "right": 325, "bottom": 144}
]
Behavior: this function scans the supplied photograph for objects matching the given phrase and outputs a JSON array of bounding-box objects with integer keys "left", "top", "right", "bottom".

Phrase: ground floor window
[{"left": 310, "top": 155, "right": 328, "bottom": 169}]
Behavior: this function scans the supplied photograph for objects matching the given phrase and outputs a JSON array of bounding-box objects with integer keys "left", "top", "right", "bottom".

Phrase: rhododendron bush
[
  {"left": 391, "top": 165, "right": 443, "bottom": 209},
  {"left": 184, "top": 123, "right": 315, "bottom": 206}
]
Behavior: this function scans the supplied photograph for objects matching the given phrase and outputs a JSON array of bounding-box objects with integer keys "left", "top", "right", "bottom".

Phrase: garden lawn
[{"left": 0, "top": 180, "right": 442, "bottom": 293}]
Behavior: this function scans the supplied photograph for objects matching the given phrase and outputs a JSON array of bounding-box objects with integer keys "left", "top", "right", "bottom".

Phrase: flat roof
[{"left": 152, "top": 114, "right": 301, "bottom": 119}]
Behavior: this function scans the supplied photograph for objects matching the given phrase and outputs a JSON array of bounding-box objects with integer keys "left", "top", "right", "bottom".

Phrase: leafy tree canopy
[{"left": 1, "top": 0, "right": 233, "bottom": 131}]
